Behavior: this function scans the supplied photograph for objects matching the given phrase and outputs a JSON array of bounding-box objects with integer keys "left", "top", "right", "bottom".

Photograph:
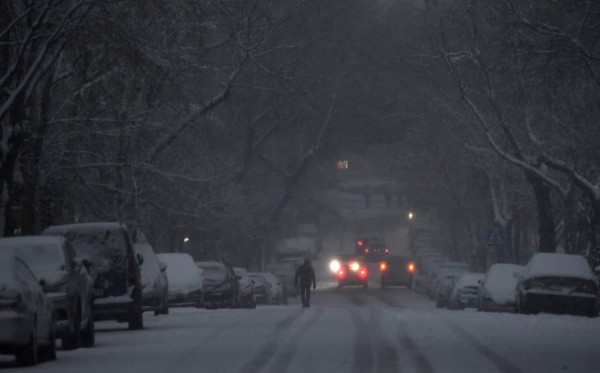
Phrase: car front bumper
[{"left": 523, "top": 291, "right": 598, "bottom": 314}]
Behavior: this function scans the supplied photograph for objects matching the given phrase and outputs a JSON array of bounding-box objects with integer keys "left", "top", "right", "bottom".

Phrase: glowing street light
[
  {"left": 408, "top": 212, "right": 414, "bottom": 220},
  {"left": 183, "top": 237, "right": 190, "bottom": 243}
]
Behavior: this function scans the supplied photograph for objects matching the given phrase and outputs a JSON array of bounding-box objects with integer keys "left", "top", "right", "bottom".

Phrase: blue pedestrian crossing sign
[{"left": 486, "top": 228, "right": 505, "bottom": 246}]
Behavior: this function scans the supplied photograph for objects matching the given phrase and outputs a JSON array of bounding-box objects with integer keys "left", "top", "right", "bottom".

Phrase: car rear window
[{"left": 64, "top": 229, "right": 128, "bottom": 273}]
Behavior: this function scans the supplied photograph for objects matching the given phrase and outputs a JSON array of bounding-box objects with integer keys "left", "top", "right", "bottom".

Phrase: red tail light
[
  {"left": 337, "top": 269, "right": 346, "bottom": 279},
  {"left": 359, "top": 268, "right": 368, "bottom": 279},
  {"left": 385, "top": 248, "right": 389, "bottom": 253},
  {"left": 357, "top": 240, "right": 363, "bottom": 246},
  {"left": 408, "top": 263, "right": 415, "bottom": 273},
  {"left": 365, "top": 248, "right": 369, "bottom": 253},
  {"left": 379, "top": 262, "right": 387, "bottom": 271}
]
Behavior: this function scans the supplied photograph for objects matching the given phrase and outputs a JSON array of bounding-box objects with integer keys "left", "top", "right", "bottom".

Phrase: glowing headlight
[
  {"left": 349, "top": 262, "right": 360, "bottom": 271},
  {"left": 329, "top": 260, "right": 341, "bottom": 272}
]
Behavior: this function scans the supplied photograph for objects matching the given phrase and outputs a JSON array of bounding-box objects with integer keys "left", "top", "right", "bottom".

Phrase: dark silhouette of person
[{"left": 295, "top": 258, "right": 316, "bottom": 308}]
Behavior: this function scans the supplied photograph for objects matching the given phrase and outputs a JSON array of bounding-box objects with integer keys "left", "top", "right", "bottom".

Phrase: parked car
[
  {"left": 0, "top": 236, "right": 94, "bottom": 350},
  {"left": 516, "top": 253, "right": 599, "bottom": 317},
  {"left": 478, "top": 263, "right": 524, "bottom": 312},
  {"left": 134, "top": 243, "right": 168, "bottom": 315},
  {"left": 233, "top": 268, "right": 256, "bottom": 309},
  {"left": 266, "top": 262, "right": 297, "bottom": 298},
  {"left": 380, "top": 256, "right": 415, "bottom": 289},
  {"left": 431, "top": 262, "right": 471, "bottom": 308},
  {"left": 336, "top": 255, "right": 369, "bottom": 289},
  {"left": 448, "top": 273, "right": 485, "bottom": 310},
  {"left": 249, "top": 273, "right": 272, "bottom": 304},
  {"left": 0, "top": 251, "right": 56, "bottom": 365},
  {"left": 261, "top": 272, "right": 285, "bottom": 305},
  {"left": 157, "top": 253, "right": 204, "bottom": 308},
  {"left": 42, "top": 222, "right": 144, "bottom": 330},
  {"left": 196, "top": 261, "right": 239, "bottom": 308}
]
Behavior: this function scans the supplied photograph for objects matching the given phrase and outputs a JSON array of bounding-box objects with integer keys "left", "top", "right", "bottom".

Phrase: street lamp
[
  {"left": 408, "top": 212, "right": 414, "bottom": 220},
  {"left": 183, "top": 237, "right": 190, "bottom": 243}
]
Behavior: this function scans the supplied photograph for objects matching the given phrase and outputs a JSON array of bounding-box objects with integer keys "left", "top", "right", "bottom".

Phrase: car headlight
[{"left": 329, "top": 260, "right": 341, "bottom": 273}]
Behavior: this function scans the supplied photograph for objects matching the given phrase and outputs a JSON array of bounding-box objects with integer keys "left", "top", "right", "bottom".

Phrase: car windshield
[
  {"left": 197, "top": 264, "right": 225, "bottom": 280},
  {"left": 62, "top": 229, "right": 127, "bottom": 274}
]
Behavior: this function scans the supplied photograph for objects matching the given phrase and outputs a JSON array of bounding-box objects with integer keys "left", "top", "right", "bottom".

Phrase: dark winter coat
[{"left": 295, "top": 263, "right": 316, "bottom": 288}]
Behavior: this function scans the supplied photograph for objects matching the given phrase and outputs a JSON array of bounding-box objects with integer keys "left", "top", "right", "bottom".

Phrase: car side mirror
[
  {"left": 136, "top": 253, "right": 144, "bottom": 266},
  {"left": 159, "top": 262, "right": 167, "bottom": 272}
]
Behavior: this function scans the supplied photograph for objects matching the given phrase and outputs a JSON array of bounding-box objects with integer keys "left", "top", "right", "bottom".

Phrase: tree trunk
[{"left": 527, "top": 173, "right": 556, "bottom": 253}]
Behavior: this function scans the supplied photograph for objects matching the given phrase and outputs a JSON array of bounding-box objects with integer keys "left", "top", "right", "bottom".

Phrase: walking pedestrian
[{"left": 295, "top": 258, "right": 316, "bottom": 308}]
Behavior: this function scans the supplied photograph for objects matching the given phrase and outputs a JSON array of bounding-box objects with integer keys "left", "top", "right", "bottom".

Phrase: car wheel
[
  {"left": 80, "top": 308, "right": 95, "bottom": 348},
  {"left": 39, "top": 317, "right": 56, "bottom": 361},
  {"left": 128, "top": 309, "right": 144, "bottom": 330},
  {"left": 16, "top": 325, "right": 38, "bottom": 366},
  {"left": 62, "top": 307, "right": 82, "bottom": 350}
]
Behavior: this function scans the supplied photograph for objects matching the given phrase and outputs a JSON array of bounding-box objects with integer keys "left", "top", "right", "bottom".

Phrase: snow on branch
[{"left": 146, "top": 54, "right": 248, "bottom": 163}]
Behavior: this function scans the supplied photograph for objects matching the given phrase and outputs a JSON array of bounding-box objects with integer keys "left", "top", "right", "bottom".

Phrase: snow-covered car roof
[
  {"left": 43, "top": 222, "right": 126, "bottom": 234},
  {"left": 233, "top": 267, "right": 249, "bottom": 275},
  {"left": 157, "top": 253, "right": 203, "bottom": 292},
  {"left": 195, "top": 261, "right": 225, "bottom": 270},
  {"left": 0, "top": 236, "right": 68, "bottom": 283},
  {"left": 0, "top": 235, "right": 66, "bottom": 247},
  {"left": 455, "top": 273, "right": 485, "bottom": 288},
  {"left": 195, "top": 261, "right": 227, "bottom": 282},
  {"left": 484, "top": 263, "right": 524, "bottom": 305},
  {"left": 249, "top": 273, "right": 267, "bottom": 287},
  {"left": 523, "top": 253, "right": 595, "bottom": 281},
  {"left": 438, "top": 261, "right": 470, "bottom": 269}
]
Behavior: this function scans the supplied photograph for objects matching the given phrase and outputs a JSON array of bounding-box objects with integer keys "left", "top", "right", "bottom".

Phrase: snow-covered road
[{"left": 3, "top": 286, "right": 600, "bottom": 373}]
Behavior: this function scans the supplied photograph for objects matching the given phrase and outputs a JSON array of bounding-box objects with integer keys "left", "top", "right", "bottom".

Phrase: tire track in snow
[
  {"left": 367, "top": 307, "right": 399, "bottom": 373},
  {"left": 446, "top": 320, "right": 524, "bottom": 373},
  {"left": 267, "top": 308, "right": 325, "bottom": 373},
  {"left": 241, "top": 309, "right": 304, "bottom": 373},
  {"left": 397, "top": 320, "right": 434, "bottom": 373},
  {"left": 349, "top": 308, "right": 375, "bottom": 373},
  {"left": 368, "top": 290, "right": 434, "bottom": 372}
]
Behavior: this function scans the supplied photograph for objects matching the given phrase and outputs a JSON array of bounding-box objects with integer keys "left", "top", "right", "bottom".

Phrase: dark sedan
[
  {"left": 0, "top": 236, "right": 95, "bottom": 350},
  {"left": 516, "top": 253, "right": 599, "bottom": 317}
]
